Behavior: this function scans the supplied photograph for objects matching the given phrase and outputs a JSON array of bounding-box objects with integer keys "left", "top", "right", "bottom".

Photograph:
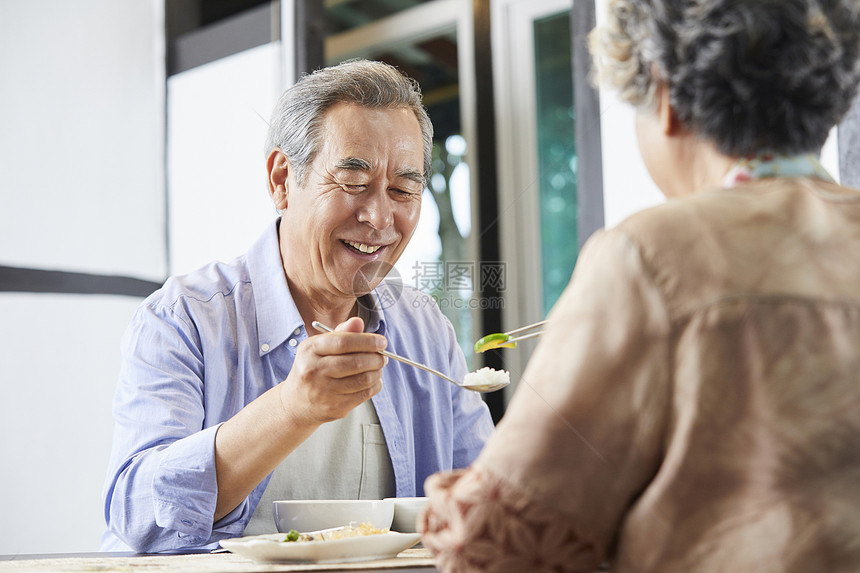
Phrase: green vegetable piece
[
  {"left": 474, "top": 333, "right": 516, "bottom": 353},
  {"left": 284, "top": 529, "right": 300, "bottom": 542}
]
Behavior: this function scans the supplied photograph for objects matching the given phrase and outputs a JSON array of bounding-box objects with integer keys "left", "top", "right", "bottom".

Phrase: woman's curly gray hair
[
  {"left": 265, "top": 59, "right": 433, "bottom": 186},
  {"left": 589, "top": 0, "right": 860, "bottom": 156}
]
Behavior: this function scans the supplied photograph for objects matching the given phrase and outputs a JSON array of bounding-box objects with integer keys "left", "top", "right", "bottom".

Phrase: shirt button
[
  {"left": 288, "top": 339, "right": 298, "bottom": 347},
  {"left": 261, "top": 344, "right": 270, "bottom": 352},
  {"left": 293, "top": 327, "right": 301, "bottom": 336}
]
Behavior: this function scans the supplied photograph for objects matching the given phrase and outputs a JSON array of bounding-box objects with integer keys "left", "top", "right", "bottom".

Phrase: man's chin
[{"left": 351, "top": 260, "right": 396, "bottom": 294}]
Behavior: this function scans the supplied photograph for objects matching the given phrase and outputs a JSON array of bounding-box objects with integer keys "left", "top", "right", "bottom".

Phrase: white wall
[
  {"left": 0, "top": 295, "right": 142, "bottom": 552},
  {"left": 592, "top": 0, "right": 663, "bottom": 227},
  {"left": 0, "top": 0, "right": 166, "bottom": 279},
  {"left": 167, "top": 42, "right": 281, "bottom": 276},
  {"left": 0, "top": 0, "right": 164, "bottom": 554},
  {"left": 598, "top": 97, "right": 665, "bottom": 228}
]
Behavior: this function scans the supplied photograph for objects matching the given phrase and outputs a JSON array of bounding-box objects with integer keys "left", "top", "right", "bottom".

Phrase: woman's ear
[
  {"left": 656, "top": 80, "right": 681, "bottom": 136},
  {"left": 266, "top": 148, "right": 290, "bottom": 211}
]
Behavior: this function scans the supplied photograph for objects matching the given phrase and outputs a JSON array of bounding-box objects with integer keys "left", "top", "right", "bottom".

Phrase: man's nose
[{"left": 356, "top": 187, "right": 393, "bottom": 229}]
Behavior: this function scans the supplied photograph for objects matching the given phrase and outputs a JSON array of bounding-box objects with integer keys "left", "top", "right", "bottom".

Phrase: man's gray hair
[
  {"left": 265, "top": 59, "right": 433, "bottom": 186},
  {"left": 589, "top": 0, "right": 860, "bottom": 156}
]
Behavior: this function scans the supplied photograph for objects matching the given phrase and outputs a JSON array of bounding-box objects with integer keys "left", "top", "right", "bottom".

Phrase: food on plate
[
  {"left": 283, "top": 522, "right": 390, "bottom": 543},
  {"left": 461, "top": 367, "right": 510, "bottom": 389},
  {"left": 473, "top": 332, "right": 516, "bottom": 353}
]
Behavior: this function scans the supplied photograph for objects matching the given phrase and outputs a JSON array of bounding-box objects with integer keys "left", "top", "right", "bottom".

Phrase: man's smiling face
[{"left": 279, "top": 101, "right": 424, "bottom": 303}]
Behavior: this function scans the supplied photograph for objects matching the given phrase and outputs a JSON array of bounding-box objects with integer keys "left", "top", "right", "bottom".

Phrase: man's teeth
[{"left": 345, "top": 240, "right": 381, "bottom": 254}]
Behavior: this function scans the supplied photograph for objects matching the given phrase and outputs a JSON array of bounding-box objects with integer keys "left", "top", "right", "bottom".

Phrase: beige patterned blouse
[{"left": 420, "top": 177, "right": 860, "bottom": 572}]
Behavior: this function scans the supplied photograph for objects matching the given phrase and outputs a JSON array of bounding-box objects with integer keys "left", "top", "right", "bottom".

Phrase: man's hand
[
  {"left": 213, "top": 316, "right": 388, "bottom": 521},
  {"left": 280, "top": 317, "right": 388, "bottom": 425}
]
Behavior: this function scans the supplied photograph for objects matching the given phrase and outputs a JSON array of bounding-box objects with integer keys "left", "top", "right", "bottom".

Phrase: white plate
[{"left": 219, "top": 532, "right": 422, "bottom": 564}]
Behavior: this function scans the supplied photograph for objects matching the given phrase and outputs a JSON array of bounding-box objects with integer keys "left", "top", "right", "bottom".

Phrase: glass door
[{"left": 492, "top": 0, "right": 577, "bottom": 389}]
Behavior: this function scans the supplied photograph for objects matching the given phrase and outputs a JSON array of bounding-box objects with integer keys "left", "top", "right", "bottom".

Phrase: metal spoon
[{"left": 311, "top": 321, "right": 509, "bottom": 393}]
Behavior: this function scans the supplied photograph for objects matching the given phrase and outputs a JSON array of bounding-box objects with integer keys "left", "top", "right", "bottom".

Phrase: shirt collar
[
  {"left": 721, "top": 150, "right": 835, "bottom": 188},
  {"left": 358, "top": 285, "right": 392, "bottom": 335},
  {"left": 247, "top": 218, "right": 304, "bottom": 356}
]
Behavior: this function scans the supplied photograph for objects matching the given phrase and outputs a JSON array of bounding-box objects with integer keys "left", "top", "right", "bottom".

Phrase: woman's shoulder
[
  {"left": 615, "top": 192, "right": 719, "bottom": 242},
  {"left": 596, "top": 179, "right": 860, "bottom": 319},
  {"left": 610, "top": 184, "right": 784, "bottom": 257},
  {"left": 581, "top": 192, "right": 756, "bottom": 319},
  {"left": 616, "top": 178, "right": 860, "bottom": 249}
]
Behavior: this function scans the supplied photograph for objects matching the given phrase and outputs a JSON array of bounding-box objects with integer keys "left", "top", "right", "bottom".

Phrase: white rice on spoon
[{"left": 462, "top": 366, "right": 510, "bottom": 389}]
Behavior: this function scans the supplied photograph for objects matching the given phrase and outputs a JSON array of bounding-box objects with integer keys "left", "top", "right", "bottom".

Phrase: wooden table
[{"left": 0, "top": 548, "right": 437, "bottom": 572}]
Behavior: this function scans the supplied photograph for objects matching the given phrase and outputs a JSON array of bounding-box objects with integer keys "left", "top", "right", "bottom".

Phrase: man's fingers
[
  {"left": 335, "top": 316, "right": 365, "bottom": 333},
  {"left": 328, "top": 370, "right": 385, "bottom": 395},
  {"left": 323, "top": 352, "right": 387, "bottom": 378},
  {"left": 310, "top": 330, "right": 387, "bottom": 355},
  {"left": 284, "top": 322, "right": 389, "bottom": 423},
  {"left": 310, "top": 377, "right": 384, "bottom": 422}
]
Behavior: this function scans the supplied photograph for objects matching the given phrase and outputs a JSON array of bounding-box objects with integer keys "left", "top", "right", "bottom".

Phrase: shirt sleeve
[
  {"left": 420, "top": 228, "right": 672, "bottom": 570},
  {"left": 102, "top": 301, "right": 249, "bottom": 552}
]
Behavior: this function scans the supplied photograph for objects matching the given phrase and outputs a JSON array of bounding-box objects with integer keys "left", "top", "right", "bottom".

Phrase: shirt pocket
[{"left": 358, "top": 423, "right": 395, "bottom": 499}]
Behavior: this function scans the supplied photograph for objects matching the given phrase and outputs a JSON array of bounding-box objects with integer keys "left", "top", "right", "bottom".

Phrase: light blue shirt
[{"left": 101, "top": 219, "right": 494, "bottom": 552}]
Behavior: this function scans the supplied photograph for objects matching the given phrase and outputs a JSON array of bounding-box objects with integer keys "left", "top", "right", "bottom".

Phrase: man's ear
[{"left": 266, "top": 148, "right": 290, "bottom": 211}]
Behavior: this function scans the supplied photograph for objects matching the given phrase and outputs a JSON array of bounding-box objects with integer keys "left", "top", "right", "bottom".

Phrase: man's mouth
[{"left": 343, "top": 240, "right": 383, "bottom": 254}]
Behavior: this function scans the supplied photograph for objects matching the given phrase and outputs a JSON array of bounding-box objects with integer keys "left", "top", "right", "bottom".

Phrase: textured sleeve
[
  {"left": 101, "top": 301, "right": 248, "bottom": 552},
  {"left": 422, "top": 466, "right": 604, "bottom": 572},
  {"left": 421, "top": 228, "right": 672, "bottom": 571}
]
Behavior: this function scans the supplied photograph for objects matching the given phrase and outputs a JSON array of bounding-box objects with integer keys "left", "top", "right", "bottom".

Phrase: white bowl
[
  {"left": 384, "top": 497, "right": 428, "bottom": 533},
  {"left": 272, "top": 500, "right": 394, "bottom": 533}
]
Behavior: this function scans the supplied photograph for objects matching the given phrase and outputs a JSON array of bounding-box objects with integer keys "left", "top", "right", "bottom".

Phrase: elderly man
[{"left": 101, "top": 60, "right": 494, "bottom": 552}]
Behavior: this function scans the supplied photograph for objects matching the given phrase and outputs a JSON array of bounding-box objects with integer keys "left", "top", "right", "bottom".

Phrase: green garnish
[
  {"left": 474, "top": 333, "right": 516, "bottom": 353},
  {"left": 284, "top": 529, "right": 300, "bottom": 542}
]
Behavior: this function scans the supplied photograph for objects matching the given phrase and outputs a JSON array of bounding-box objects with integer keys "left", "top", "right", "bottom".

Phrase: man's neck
[{"left": 285, "top": 274, "right": 358, "bottom": 334}]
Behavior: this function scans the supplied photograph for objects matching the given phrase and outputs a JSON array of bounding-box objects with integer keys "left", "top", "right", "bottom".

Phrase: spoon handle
[
  {"left": 310, "top": 321, "right": 461, "bottom": 386},
  {"left": 378, "top": 348, "right": 461, "bottom": 385}
]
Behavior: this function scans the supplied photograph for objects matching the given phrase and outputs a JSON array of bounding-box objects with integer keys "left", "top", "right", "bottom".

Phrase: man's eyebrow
[
  {"left": 395, "top": 167, "right": 425, "bottom": 185},
  {"left": 334, "top": 157, "right": 372, "bottom": 171}
]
